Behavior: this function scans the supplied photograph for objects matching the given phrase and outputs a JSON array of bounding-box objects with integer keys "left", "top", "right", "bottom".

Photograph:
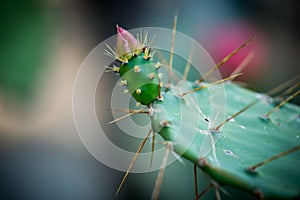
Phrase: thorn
[
  {"left": 183, "top": 46, "right": 195, "bottom": 81},
  {"left": 212, "top": 181, "right": 221, "bottom": 200},
  {"left": 107, "top": 107, "right": 146, "bottom": 125},
  {"left": 150, "top": 131, "right": 156, "bottom": 170},
  {"left": 134, "top": 65, "right": 140, "bottom": 73},
  {"left": 104, "top": 65, "right": 120, "bottom": 73},
  {"left": 104, "top": 43, "right": 118, "bottom": 60},
  {"left": 277, "top": 81, "right": 300, "bottom": 100},
  {"left": 120, "top": 80, "right": 127, "bottom": 86},
  {"left": 142, "top": 31, "right": 149, "bottom": 47},
  {"left": 266, "top": 74, "right": 300, "bottom": 96},
  {"left": 168, "top": 14, "right": 177, "bottom": 86},
  {"left": 148, "top": 35, "right": 156, "bottom": 48},
  {"left": 193, "top": 164, "right": 199, "bottom": 199},
  {"left": 213, "top": 100, "right": 258, "bottom": 131},
  {"left": 136, "top": 31, "right": 140, "bottom": 45},
  {"left": 180, "top": 73, "right": 243, "bottom": 97},
  {"left": 198, "top": 36, "right": 256, "bottom": 83},
  {"left": 113, "top": 65, "right": 120, "bottom": 73},
  {"left": 104, "top": 67, "right": 113, "bottom": 73},
  {"left": 149, "top": 73, "right": 156, "bottom": 80},
  {"left": 115, "top": 130, "right": 152, "bottom": 197},
  {"left": 136, "top": 89, "right": 142, "bottom": 95},
  {"left": 138, "top": 29, "right": 148, "bottom": 47},
  {"left": 263, "top": 89, "right": 300, "bottom": 118},
  {"left": 103, "top": 50, "right": 115, "bottom": 59},
  {"left": 217, "top": 185, "right": 232, "bottom": 199},
  {"left": 144, "top": 47, "right": 150, "bottom": 60},
  {"left": 158, "top": 78, "right": 162, "bottom": 99},
  {"left": 247, "top": 144, "right": 300, "bottom": 172},
  {"left": 151, "top": 142, "right": 171, "bottom": 200},
  {"left": 230, "top": 51, "right": 255, "bottom": 77},
  {"left": 196, "top": 183, "right": 213, "bottom": 200},
  {"left": 108, "top": 108, "right": 149, "bottom": 114}
]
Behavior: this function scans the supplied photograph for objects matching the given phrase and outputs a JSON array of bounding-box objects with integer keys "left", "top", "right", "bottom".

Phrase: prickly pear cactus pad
[
  {"left": 105, "top": 24, "right": 300, "bottom": 200},
  {"left": 151, "top": 82, "right": 300, "bottom": 199}
]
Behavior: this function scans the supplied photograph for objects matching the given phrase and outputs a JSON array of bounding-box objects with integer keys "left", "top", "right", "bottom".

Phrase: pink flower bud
[{"left": 116, "top": 25, "right": 141, "bottom": 57}]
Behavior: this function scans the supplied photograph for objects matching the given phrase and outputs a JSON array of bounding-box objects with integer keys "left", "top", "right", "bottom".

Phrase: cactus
[{"left": 106, "top": 24, "right": 300, "bottom": 200}]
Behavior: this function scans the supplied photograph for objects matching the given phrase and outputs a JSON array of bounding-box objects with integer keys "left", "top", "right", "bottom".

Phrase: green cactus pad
[
  {"left": 110, "top": 25, "right": 300, "bottom": 199},
  {"left": 150, "top": 81, "right": 300, "bottom": 199},
  {"left": 119, "top": 52, "right": 159, "bottom": 105}
]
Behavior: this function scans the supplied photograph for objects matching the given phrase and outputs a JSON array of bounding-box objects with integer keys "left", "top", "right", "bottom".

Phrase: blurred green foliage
[{"left": 0, "top": 0, "right": 55, "bottom": 100}]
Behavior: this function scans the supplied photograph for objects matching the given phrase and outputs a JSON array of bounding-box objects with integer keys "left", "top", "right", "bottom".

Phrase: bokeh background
[{"left": 0, "top": 0, "right": 299, "bottom": 199}]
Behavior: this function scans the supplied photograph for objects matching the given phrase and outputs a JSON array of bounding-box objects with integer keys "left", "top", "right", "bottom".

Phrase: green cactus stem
[{"left": 119, "top": 51, "right": 160, "bottom": 105}]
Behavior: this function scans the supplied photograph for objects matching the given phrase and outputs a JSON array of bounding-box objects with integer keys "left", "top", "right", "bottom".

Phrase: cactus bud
[
  {"left": 116, "top": 25, "right": 142, "bottom": 60},
  {"left": 116, "top": 26, "right": 160, "bottom": 105}
]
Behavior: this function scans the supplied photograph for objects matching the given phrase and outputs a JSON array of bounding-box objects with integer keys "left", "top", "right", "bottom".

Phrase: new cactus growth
[
  {"left": 115, "top": 25, "right": 160, "bottom": 106},
  {"left": 106, "top": 23, "right": 300, "bottom": 200}
]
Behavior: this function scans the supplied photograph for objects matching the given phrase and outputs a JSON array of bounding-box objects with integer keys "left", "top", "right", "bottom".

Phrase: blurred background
[{"left": 0, "top": 0, "right": 299, "bottom": 199}]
